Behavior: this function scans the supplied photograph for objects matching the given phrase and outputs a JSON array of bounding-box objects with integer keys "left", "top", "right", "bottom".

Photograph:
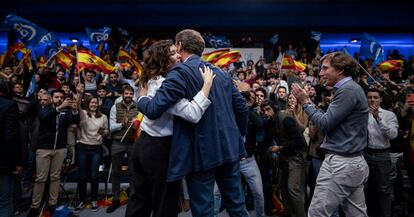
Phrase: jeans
[
  {"left": 76, "top": 143, "right": 102, "bottom": 202},
  {"left": 215, "top": 157, "right": 264, "bottom": 217},
  {"left": 0, "top": 175, "right": 13, "bottom": 217},
  {"left": 364, "top": 151, "right": 392, "bottom": 217},
  {"left": 187, "top": 161, "right": 249, "bottom": 217},
  {"left": 309, "top": 154, "right": 369, "bottom": 217}
]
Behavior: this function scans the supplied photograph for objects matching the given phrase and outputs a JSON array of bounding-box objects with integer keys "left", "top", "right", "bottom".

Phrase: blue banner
[
  {"left": 86, "top": 27, "right": 111, "bottom": 43},
  {"left": 311, "top": 31, "right": 321, "bottom": 42},
  {"left": 44, "top": 41, "right": 61, "bottom": 60},
  {"left": 360, "top": 33, "right": 384, "bottom": 61},
  {"left": 205, "top": 36, "right": 228, "bottom": 48},
  {"left": 1, "top": 14, "right": 49, "bottom": 47}
]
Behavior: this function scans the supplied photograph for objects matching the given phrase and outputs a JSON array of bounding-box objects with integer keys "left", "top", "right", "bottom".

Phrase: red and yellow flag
[
  {"left": 281, "top": 54, "right": 307, "bottom": 72},
  {"left": 55, "top": 50, "right": 75, "bottom": 69},
  {"left": 201, "top": 48, "right": 230, "bottom": 62},
  {"left": 117, "top": 48, "right": 143, "bottom": 76},
  {"left": 38, "top": 56, "right": 47, "bottom": 68},
  {"left": 77, "top": 49, "right": 115, "bottom": 74},
  {"left": 132, "top": 113, "right": 144, "bottom": 143},
  {"left": 2, "top": 42, "right": 27, "bottom": 67},
  {"left": 210, "top": 50, "right": 241, "bottom": 68},
  {"left": 377, "top": 60, "right": 403, "bottom": 72}
]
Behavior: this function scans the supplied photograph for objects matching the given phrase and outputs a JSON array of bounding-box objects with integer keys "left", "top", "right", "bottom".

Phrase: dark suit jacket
[
  {"left": 138, "top": 55, "right": 249, "bottom": 181},
  {"left": 0, "top": 96, "right": 22, "bottom": 174}
]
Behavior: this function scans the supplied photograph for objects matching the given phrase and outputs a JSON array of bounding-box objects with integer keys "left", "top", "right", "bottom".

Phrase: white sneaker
[
  {"left": 74, "top": 202, "right": 85, "bottom": 213},
  {"left": 91, "top": 201, "right": 99, "bottom": 212}
]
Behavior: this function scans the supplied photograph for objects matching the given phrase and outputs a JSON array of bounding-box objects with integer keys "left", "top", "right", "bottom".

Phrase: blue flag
[
  {"left": 311, "top": 31, "right": 322, "bottom": 42},
  {"left": 117, "top": 27, "right": 129, "bottom": 37},
  {"left": 25, "top": 73, "right": 37, "bottom": 98},
  {"left": 269, "top": 34, "right": 279, "bottom": 45},
  {"left": 44, "top": 41, "right": 61, "bottom": 60},
  {"left": 360, "top": 33, "right": 384, "bottom": 62},
  {"left": 1, "top": 14, "right": 49, "bottom": 47},
  {"left": 38, "top": 32, "right": 58, "bottom": 46},
  {"left": 86, "top": 27, "right": 111, "bottom": 43},
  {"left": 205, "top": 36, "right": 228, "bottom": 48}
]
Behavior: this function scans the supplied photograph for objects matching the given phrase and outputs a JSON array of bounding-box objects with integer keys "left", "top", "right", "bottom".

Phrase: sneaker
[
  {"left": 106, "top": 200, "right": 120, "bottom": 213},
  {"left": 74, "top": 202, "right": 85, "bottom": 213},
  {"left": 91, "top": 201, "right": 99, "bottom": 212}
]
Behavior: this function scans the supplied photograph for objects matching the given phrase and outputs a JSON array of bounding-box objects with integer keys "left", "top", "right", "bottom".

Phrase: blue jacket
[{"left": 138, "top": 55, "right": 249, "bottom": 181}]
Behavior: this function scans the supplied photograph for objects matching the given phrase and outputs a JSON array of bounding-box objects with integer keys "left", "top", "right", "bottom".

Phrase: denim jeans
[
  {"left": 0, "top": 175, "right": 13, "bottom": 217},
  {"left": 187, "top": 161, "right": 249, "bottom": 217},
  {"left": 214, "top": 157, "right": 264, "bottom": 217},
  {"left": 76, "top": 143, "right": 102, "bottom": 202}
]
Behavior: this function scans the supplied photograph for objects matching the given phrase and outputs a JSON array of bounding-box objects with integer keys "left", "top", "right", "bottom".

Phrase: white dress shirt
[
  {"left": 367, "top": 107, "right": 399, "bottom": 149},
  {"left": 140, "top": 76, "right": 211, "bottom": 137}
]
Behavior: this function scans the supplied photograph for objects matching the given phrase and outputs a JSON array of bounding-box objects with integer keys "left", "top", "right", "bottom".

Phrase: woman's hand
[{"left": 200, "top": 65, "right": 216, "bottom": 97}]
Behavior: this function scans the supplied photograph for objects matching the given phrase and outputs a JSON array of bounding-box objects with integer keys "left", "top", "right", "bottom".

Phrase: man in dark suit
[
  {"left": 0, "top": 78, "right": 22, "bottom": 217},
  {"left": 137, "top": 29, "right": 250, "bottom": 217}
]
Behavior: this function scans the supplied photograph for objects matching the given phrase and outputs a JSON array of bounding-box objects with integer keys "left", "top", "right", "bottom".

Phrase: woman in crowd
[
  {"left": 125, "top": 39, "right": 215, "bottom": 217},
  {"left": 74, "top": 95, "right": 108, "bottom": 212},
  {"left": 284, "top": 92, "right": 309, "bottom": 143}
]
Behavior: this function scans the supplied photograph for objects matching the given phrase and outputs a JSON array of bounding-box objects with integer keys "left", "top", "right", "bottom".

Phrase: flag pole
[
  {"left": 354, "top": 60, "right": 388, "bottom": 95},
  {"left": 120, "top": 121, "right": 134, "bottom": 143}
]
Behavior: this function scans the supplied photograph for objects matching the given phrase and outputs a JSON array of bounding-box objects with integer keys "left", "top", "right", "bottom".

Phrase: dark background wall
[{"left": 1, "top": 0, "right": 413, "bottom": 36}]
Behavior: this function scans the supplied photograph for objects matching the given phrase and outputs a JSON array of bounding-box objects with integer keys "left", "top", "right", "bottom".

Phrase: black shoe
[
  {"left": 106, "top": 200, "right": 120, "bottom": 213},
  {"left": 48, "top": 205, "right": 56, "bottom": 215},
  {"left": 26, "top": 208, "right": 38, "bottom": 217}
]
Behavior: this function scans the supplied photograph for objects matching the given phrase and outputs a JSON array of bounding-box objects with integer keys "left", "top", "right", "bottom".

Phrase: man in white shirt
[{"left": 365, "top": 88, "right": 399, "bottom": 217}]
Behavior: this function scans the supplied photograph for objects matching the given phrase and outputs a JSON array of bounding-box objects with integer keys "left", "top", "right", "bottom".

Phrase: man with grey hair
[
  {"left": 292, "top": 52, "right": 369, "bottom": 217},
  {"left": 137, "top": 29, "right": 250, "bottom": 217}
]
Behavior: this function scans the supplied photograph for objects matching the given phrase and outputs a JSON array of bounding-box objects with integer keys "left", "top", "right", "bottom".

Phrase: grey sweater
[{"left": 304, "top": 80, "right": 369, "bottom": 156}]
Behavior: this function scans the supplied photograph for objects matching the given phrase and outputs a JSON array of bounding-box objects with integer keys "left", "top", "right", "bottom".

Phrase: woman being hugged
[{"left": 125, "top": 39, "right": 215, "bottom": 217}]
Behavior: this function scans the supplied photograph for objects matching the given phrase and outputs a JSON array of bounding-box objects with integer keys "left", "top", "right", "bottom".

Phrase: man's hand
[
  {"left": 369, "top": 105, "right": 380, "bottom": 120},
  {"left": 58, "top": 98, "right": 72, "bottom": 111},
  {"left": 291, "top": 83, "right": 311, "bottom": 104},
  {"left": 138, "top": 83, "right": 148, "bottom": 97},
  {"left": 13, "top": 166, "right": 23, "bottom": 175},
  {"left": 123, "top": 115, "right": 129, "bottom": 126},
  {"left": 269, "top": 145, "right": 282, "bottom": 153}
]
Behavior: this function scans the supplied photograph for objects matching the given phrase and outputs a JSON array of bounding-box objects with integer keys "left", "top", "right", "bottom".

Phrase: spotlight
[
  {"left": 350, "top": 39, "right": 359, "bottom": 43},
  {"left": 70, "top": 37, "right": 79, "bottom": 43}
]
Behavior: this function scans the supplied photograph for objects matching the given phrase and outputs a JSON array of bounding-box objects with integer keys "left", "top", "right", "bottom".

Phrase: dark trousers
[
  {"left": 110, "top": 140, "right": 133, "bottom": 201},
  {"left": 125, "top": 131, "right": 180, "bottom": 217},
  {"left": 76, "top": 143, "right": 102, "bottom": 202},
  {"left": 364, "top": 151, "right": 392, "bottom": 217}
]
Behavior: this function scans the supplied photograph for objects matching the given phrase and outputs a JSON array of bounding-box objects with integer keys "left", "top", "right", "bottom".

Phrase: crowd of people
[{"left": 0, "top": 28, "right": 414, "bottom": 217}]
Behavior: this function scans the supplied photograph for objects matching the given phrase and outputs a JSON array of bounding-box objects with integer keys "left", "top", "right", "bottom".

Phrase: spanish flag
[
  {"left": 77, "top": 49, "right": 114, "bottom": 74},
  {"left": 2, "top": 42, "right": 27, "bottom": 67},
  {"left": 210, "top": 50, "right": 241, "bottom": 68},
  {"left": 38, "top": 56, "right": 47, "bottom": 68},
  {"left": 281, "top": 54, "right": 307, "bottom": 72},
  {"left": 55, "top": 50, "right": 75, "bottom": 69},
  {"left": 132, "top": 113, "right": 144, "bottom": 143},
  {"left": 117, "top": 48, "right": 142, "bottom": 76},
  {"left": 202, "top": 48, "right": 230, "bottom": 62},
  {"left": 376, "top": 60, "right": 403, "bottom": 72}
]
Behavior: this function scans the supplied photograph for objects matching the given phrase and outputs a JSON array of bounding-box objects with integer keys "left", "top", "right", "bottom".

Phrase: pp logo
[
  {"left": 90, "top": 32, "right": 109, "bottom": 43},
  {"left": 39, "top": 33, "right": 54, "bottom": 44},
  {"left": 13, "top": 23, "right": 36, "bottom": 41}
]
